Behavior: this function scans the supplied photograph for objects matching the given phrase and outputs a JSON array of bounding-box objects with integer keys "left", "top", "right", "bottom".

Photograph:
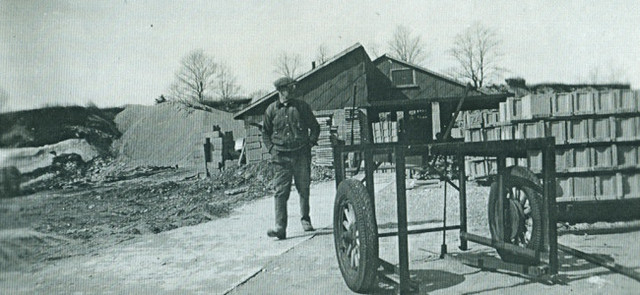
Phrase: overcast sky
[{"left": 1, "top": 0, "right": 639, "bottom": 111}]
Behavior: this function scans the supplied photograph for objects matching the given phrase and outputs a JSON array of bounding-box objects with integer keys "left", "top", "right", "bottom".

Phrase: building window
[{"left": 391, "top": 68, "right": 416, "bottom": 87}]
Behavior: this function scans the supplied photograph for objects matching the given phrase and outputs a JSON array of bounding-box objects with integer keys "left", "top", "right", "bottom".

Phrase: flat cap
[{"left": 273, "top": 77, "right": 296, "bottom": 89}]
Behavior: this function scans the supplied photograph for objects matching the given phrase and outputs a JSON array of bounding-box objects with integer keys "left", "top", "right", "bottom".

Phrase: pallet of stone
[
  {"left": 312, "top": 146, "right": 334, "bottom": 167},
  {"left": 555, "top": 148, "right": 572, "bottom": 172},
  {"left": 573, "top": 92, "right": 595, "bottom": 115},
  {"left": 569, "top": 147, "right": 592, "bottom": 173},
  {"left": 615, "top": 90, "right": 638, "bottom": 113},
  {"left": 245, "top": 135, "right": 262, "bottom": 144},
  {"left": 572, "top": 176, "right": 596, "bottom": 201},
  {"left": 464, "top": 128, "right": 485, "bottom": 142},
  {"left": 526, "top": 150, "right": 542, "bottom": 174},
  {"left": 595, "top": 173, "right": 622, "bottom": 200},
  {"left": 527, "top": 148, "right": 573, "bottom": 174},
  {"left": 592, "top": 145, "right": 616, "bottom": 171},
  {"left": 245, "top": 141, "right": 262, "bottom": 151},
  {"left": 616, "top": 144, "right": 639, "bottom": 169},
  {"left": 552, "top": 93, "right": 574, "bottom": 117},
  {"left": 588, "top": 117, "right": 615, "bottom": 143},
  {"left": 464, "top": 111, "right": 484, "bottom": 129},
  {"left": 545, "top": 120, "right": 567, "bottom": 144},
  {"left": 506, "top": 97, "right": 523, "bottom": 121},
  {"left": 567, "top": 119, "right": 589, "bottom": 144},
  {"left": 482, "top": 110, "right": 500, "bottom": 127},
  {"left": 516, "top": 121, "right": 545, "bottom": 139},
  {"left": 621, "top": 172, "right": 640, "bottom": 199},
  {"left": 521, "top": 93, "right": 552, "bottom": 119},
  {"left": 613, "top": 116, "right": 639, "bottom": 142},
  {"left": 500, "top": 124, "right": 516, "bottom": 140},
  {"left": 556, "top": 171, "right": 640, "bottom": 201},
  {"left": 485, "top": 126, "right": 501, "bottom": 141},
  {"left": 465, "top": 158, "right": 488, "bottom": 179},
  {"left": 499, "top": 102, "right": 508, "bottom": 123},
  {"left": 594, "top": 90, "right": 618, "bottom": 115},
  {"left": 485, "top": 158, "right": 498, "bottom": 175},
  {"left": 450, "top": 127, "right": 463, "bottom": 139}
]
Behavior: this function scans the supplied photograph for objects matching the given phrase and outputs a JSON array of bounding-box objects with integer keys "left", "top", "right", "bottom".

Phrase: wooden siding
[
  {"left": 373, "top": 56, "right": 469, "bottom": 102},
  {"left": 297, "top": 54, "right": 370, "bottom": 111}
]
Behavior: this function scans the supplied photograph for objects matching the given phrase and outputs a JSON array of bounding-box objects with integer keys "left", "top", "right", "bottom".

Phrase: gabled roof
[
  {"left": 372, "top": 54, "right": 488, "bottom": 96},
  {"left": 234, "top": 43, "right": 368, "bottom": 119}
]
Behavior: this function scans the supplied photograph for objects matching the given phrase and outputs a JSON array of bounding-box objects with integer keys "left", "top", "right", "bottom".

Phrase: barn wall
[{"left": 374, "top": 58, "right": 467, "bottom": 101}]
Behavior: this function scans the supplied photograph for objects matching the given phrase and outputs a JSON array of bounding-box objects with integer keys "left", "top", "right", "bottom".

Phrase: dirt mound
[{"left": 113, "top": 102, "right": 245, "bottom": 168}]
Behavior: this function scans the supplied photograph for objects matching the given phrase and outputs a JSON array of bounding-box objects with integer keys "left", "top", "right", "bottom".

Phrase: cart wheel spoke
[{"left": 333, "top": 179, "right": 378, "bottom": 292}]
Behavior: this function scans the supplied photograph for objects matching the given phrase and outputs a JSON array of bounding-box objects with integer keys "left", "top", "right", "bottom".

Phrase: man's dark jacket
[{"left": 262, "top": 98, "right": 320, "bottom": 152}]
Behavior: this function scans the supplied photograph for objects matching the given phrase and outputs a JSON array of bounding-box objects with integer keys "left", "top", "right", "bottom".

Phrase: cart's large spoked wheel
[
  {"left": 334, "top": 179, "right": 378, "bottom": 293},
  {"left": 488, "top": 166, "right": 543, "bottom": 265}
]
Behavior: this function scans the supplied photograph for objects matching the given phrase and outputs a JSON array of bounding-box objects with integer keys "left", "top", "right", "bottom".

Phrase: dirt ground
[
  {"left": 1, "top": 166, "right": 639, "bottom": 294},
  {"left": 0, "top": 157, "right": 332, "bottom": 272}
]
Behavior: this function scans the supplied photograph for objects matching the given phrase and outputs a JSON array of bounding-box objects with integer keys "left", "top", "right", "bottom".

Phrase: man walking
[{"left": 262, "top": 77, "right": 320, "bottom": 240}]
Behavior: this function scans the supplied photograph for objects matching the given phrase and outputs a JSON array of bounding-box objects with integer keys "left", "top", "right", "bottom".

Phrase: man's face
[{"left": 278, "top": 85, "right": 293, "bottom": 102}]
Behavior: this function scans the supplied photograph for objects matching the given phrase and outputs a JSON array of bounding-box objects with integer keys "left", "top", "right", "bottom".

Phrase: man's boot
[
  {"left": 267, "top": 228, "right": 286, "bottom": 240},
  {"left": 301, "top": 218, "right": 314, "bottom": 232}
]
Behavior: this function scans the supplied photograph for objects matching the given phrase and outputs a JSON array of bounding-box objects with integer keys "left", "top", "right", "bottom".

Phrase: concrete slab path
[{"left": 0, "top": 175, "right": 395, "bottom": 294}]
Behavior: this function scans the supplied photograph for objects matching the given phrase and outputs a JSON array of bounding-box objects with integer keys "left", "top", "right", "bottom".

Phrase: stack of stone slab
[
  {"left": 202, "top": 127, "right": 234, "bottom": 172},
  {"left": 463, "top": 89, "right": 640, "bottom": 202},
  {"left": 243, "top": 123, "right": 270, "bottom": 164},
  {"left": 312, "top": 115, "right": 334, "bottom": 167}
]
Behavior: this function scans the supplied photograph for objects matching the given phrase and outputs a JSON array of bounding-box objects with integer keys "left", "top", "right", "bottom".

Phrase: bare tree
[
  {"left": 365, "top": 41, "right": 383, "bottom": 60},
  {"left": 216, "top": 63, "right": 241, "bottom": 101},
  {"left": 583, "top": 64, "right": 629, "bottom": 84},
  {"left": 171, "top": 49, "right": 218, "bottom": 103},
  {"left": 316, "top": 45, "right": 330, "bottom": 65},
  {"left": 387, "top": 25, "right": 429, "bottom": 65},
  {"left": 0, "top": 87, "right": 8, "bottom": 113},
  {"left": 449, "top": 23, "right": 504, "bottom": 88},
  {"left": 274, "top": 52, "right": 301, "bottom": 78}
]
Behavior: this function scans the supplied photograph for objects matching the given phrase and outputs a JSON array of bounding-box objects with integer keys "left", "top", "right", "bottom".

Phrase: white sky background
[{"left": 1, "top": 0, "right": 639, "bottom": 111}]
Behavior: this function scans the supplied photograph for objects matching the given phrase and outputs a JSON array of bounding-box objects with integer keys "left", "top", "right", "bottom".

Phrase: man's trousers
[{"left": 271, "top": 148, "right": 311, "bottom": 231}]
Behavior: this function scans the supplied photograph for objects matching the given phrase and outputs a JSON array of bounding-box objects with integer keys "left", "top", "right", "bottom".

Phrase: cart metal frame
[{"left": 332, "top": 137, "right": 558, "bottom": 293}]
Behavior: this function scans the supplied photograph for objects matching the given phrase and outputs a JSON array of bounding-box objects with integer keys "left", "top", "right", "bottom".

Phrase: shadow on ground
[{"left": 373, "top": 269, "right": 466, "bottom": 294}]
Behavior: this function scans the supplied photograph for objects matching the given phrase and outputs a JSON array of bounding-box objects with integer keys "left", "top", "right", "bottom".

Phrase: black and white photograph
[{"left": 1, "top": 1, "right": 639, "bottom": 294}]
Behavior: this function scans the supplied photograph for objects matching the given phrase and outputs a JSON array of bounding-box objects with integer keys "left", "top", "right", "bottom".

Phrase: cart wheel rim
[{"left": 338, "top": 201, "right": 361, "bottom": 272}]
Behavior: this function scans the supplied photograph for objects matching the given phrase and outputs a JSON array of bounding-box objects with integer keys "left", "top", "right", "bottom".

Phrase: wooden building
[{"left": 234, "top": 43, "right": 510, "bottom": 164}]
